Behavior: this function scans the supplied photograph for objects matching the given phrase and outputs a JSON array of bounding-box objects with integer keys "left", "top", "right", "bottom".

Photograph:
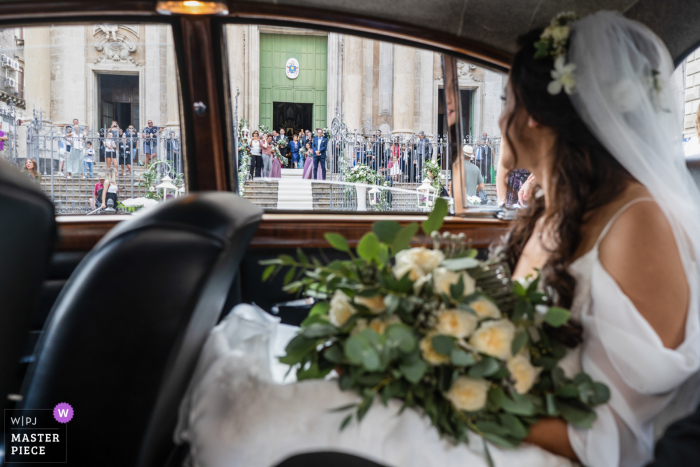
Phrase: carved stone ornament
[
  {"left": 435, "top": 61, "right": 482, "bottom": 82},
  {"left": 94, "top": 24, "right": 140, "bottom": 66}
]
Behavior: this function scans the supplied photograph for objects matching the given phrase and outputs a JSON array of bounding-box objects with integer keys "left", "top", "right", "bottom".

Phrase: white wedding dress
[{"left": 174, "top": 197, "right": 700, "bottom": 467}]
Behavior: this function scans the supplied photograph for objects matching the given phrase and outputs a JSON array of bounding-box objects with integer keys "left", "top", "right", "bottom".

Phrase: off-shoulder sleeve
[
  {"left": 586, "top": 260, "right": 700, "bottom": 395},
  {"left": 567, "top": 258, "right": 700, "bottom": 466}
]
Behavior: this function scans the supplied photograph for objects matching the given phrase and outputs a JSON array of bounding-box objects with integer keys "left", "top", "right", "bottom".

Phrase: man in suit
[
  {"left": 312, "top": 128, "right": 328, "bottom": 180},
  {"left": 475, "top": 133, "right": 493, "bottom": 183},
  {"left": 276, "top": 128, "right": 288, "bottom": 161},
  {"left": 415, "top": 131, "right": 432, "bottom": 181}
]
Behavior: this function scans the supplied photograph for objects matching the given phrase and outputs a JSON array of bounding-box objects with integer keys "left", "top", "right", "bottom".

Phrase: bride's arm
[{"left": 524, "top": 418, "right": 577, "bottom": 460}]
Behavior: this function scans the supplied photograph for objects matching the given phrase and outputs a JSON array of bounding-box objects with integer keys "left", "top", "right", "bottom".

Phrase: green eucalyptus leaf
[
  {"left": 296, "top": 248, "right": 309, "bottom": 264},
  {"left": 324, "top": 345, "right": 345, "bottom": 364},
  {"left": 325, "top": 233, "right": 350, "bottom": 252},
  {"left": 399, "top": 359, "right": 429, "bottom": 384},
  {"left": 591, "top": 382, "right": 611, "bottom": 405},
  {"left": 546, "top": 393, "right": 559, "bottom": 415},
  {"left": 544, "top": 306, "right": 571, "bottom": 327},
  {"left": 300, "top": 313, "right": 328, "bottom": 328},
  {"left": 558, "top": 401, "right": 597, "bottom": 428},
  {"left": 357, "top": 232, "right": 381, "bottom": 261},
  {"left": 481, "top": 432, "right": 518, "bottom": 449},
  {"left": 468, "top": 357, "right": 500, "bottom": 378},
  {"left": 511, "top": 331, "right": 529, "bottom": 356},
  {"left": 385, "top": 323, "right": 417, "bottom": 353},
  {"left": 512, "top": 300, "right": 532, "bottom": 322},
  {"left": 297, "top": 361, "right": 332, "bottom": 380},
  {"left": 357, "top": 396, "right": 374, "bottom": 421},
  {"left": 450, "top": 349, "right": 475, "bottom": 366},
  {"left": 309, "top": 301, "right": 330, "bottom": 317},
  {"left": 499, "top": 413, "right": 529, "bottom": 439},
  {"left": 488, "top": 386, "right": 506, "bottom": 411},
  {"left": 431, "top": 335, "right": 455, "bottom": 356},
  {"left": 422, "top": 198, "right": 448, "bottom": 236},
  {"left": 262, "top": 264, "right": 276, "bottom": 281},
  {"left": 555, "top": 384, "right": 579, "bottom": 398},
  {"left": 501, "top": 391, "right": 536, "bottom": 416},
  {"left": 384, "top": 294, "right": 400, "bottom": 314},
  {"left": 301, "top": 323, "right": 339, "bottom": 339},
  {"left": 340, "top": 414, "right": 353, "bottom": 431},
  {"left": 372, "top": 220, "right": 402, "bottom": 244},
  {"left": 513, "top": 281, "right": 527, "bottom": 298},
  {"left": 283, "top": 267, "right": 296, "bottom": 286},
  {"left": 450, "top": 274, "right": 465, "bottom": 301},
  {"left": 392, "top": 223, "right": 419, "bottom": 253}
]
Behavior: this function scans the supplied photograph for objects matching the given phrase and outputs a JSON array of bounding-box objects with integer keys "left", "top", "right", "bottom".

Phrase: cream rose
[
  {"left": 354, "top": 294, "right": 387, "bottom": 314},
  {"left": 433, "top": 267, "right": 476, "bottom": 298},
  {"left": 445, "top": 376, "right": 490, "bottom": 412},
  {"left": 396, "top": 247, "right": 445, "bottom": 273},
  {"left": 420, "top": 334, "right": 451, "bottom": 365},
  {"left": 469, "top": 297, "right": 501, "bottom": 320},
  {"left": 435, "top": 309, "right": 478, "bottom": 338},
  {"left": 469, "top": 319, "right": 516, "bottom": 360},
  {"left": 369, "top": 315, "right": 401, "bottom": 335},
  {"left": 507, "top": 354, "right": 542, "bottom": 394},
  {"left": 550, "top": 25, "right": 570, "bottom": 42},
  {"left": 329, "top": 290, "right": 356, "bottom": 327}
]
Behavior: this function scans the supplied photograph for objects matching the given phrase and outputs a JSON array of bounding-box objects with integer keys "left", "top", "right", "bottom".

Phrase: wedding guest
[
  {"left": 250, "top": 130, "right": 262, "bottom": 178},
  {"left": 142, "top": 120, "right": 160, "bottom": 165},
  {"left": 388, "top": 142, "right": 402, "bottom": 182},
  {"left": 277, "top": 128, "right": 288, "bottom": 161},
  {"left": 302, "top": 142, "right": 322, "bottom": 180},
  {"left": 104, "top": 136, "right": 117, "bottom": 172},
  {"left": 312, "top": 128, "right": 327, "bottom": 180},
  {"left": 261, "top": 134, "right": 273, "bottom": 177},
  {"left": 90, "top": 174, "right": 105, "bottom": 209},
  {"left": 100, "top": 168, "right": 118, "bottom": 209},
  {"left": 461, "top": 145, "right": 484, "bottom": 197},
  {"left": 118, "top": 135, "right": 132, "bottom": 178},
  {"left": 126, "top": 124, "right": 139, "bottom": 165},
  {"left": 269, "top": 149, "right": 282, "bottom": 178},
  {"left": 84, "top": 141, "right": 95, "bottom": 179},
  {"left": 57, "top": 126, "right": 72, "bottom": 176},
  {"left": 66, "top": 125, "right": 85, "bottom": 178},
  {"left": 415, "top": 131, "right": 432, "bottom": 177},
  {"left": 496, "top": 154, "right": 530, "bottom": 206},
  {"left": 289, "top": 134, "right": 301, "bottom": 168},
  {"left": 22, "top": 158, "right": 41, "bottom": 184},
  {"left": 475, "top": 133, "right": 494, "bottom": 183}
]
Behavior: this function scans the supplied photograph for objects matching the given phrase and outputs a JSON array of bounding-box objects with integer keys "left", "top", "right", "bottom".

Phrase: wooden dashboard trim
[{"left": 55, "top": 214, "right": 511, "bottom": 251}]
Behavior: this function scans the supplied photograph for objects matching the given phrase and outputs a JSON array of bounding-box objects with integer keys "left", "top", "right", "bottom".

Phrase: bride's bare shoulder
[{"left": 598, "top": 184, "right": 689, "bottom": 349}]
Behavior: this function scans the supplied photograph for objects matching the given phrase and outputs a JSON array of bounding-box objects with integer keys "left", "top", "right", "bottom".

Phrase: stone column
[
  {"left": 362, "top": 38, "right": 373, "bottom": 124},
  {"left": 226, "top": 25, "right": 246, "bottom": 124},
  {"left": 482, "top": 69, "right": 504, "bottom": 137},
  {"left": 144, "top": 24, "right": 165, "bottom": 128},
  {"left": 244, "top": 25, "right": 259, "bottom": 130},
  {"left": 342, "top": 35, "right": 363, "bottom": 133},
  {"left": 165, "top": 31, "right": 180, "bottom": 130},
  {"left": 24, "top": 27, "right": 51, "bottom": 116},
  {"left": 377, "top": 41, "right": 392, "bottom": 134},
  {"left": 50, "top": 25, "right": 87, "bottom": 126},
  {"left": 392, "top": 44, "right": 414, "bottom": 135},
  {"left": 419, "top": 50, "right": 435, "bottom": 136},
  {"left": 326, "top": 32, "right": 342, "bottom": 125}
]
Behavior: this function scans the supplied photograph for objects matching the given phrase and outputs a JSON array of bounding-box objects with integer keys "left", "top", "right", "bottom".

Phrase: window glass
[
  {"left": 224, "top": 25, "right": 507, "bottom": 212},
  {"left": 678, "top": 47, "right": 700, "bottom": 158},
  {"left": 0, "top": 24, "right": 182, "bottom": 215}
]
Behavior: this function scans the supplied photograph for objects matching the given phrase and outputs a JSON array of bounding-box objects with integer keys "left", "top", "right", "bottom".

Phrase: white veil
[{"left": 568, "top": 11, "right": 700, "bottom": 434}]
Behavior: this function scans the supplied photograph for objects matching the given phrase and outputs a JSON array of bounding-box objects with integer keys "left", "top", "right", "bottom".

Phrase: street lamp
[{"left": 156, "top": 1, "right": 228, "bottom": 15}]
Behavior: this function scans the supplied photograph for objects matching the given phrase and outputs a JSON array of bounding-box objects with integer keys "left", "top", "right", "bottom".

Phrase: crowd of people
[
  {"left": 46, "top": 118, "right": 180, "bottom": 179},
  {"left": 246, "top": 127, "right": 329, "bottom": 180}
]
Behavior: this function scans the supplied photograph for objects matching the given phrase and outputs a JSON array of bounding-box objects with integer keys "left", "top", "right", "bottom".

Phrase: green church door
[{"left": 260, "top": 34, "right": 327, "bottom": 132}]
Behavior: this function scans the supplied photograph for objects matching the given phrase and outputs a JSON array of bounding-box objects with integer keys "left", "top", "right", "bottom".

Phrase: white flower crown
[{"left": 533, "top": 12, "right": 579, "bottom": 96}]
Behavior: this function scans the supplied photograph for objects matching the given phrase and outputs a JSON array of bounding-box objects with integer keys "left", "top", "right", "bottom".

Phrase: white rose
[
  {"left": 368, "top": 315, "right": 401, "bottom": 335},
  {"left": 395, "top": 247, "right": 445, "bottom": 274},
  {"left": 433, "top": 267, "right": 476, "bottom": 298},
  {"left": 445, "top": 376, "right": 490, "bottom": 412},
  {"left": 420, "top": 333, "right": 451, "bottom": 365},
  {"left": 329, "top": 290, "right": 356, "bottom": 327},
  {"left": 469, "top": 319, "right": 516, "bottom": 360},
  {"left": 435, "top": 309, "right": 478, "bottom": 338},
  {"left": 507, "top": 354, "right": 542, "bottom": 394},
  {"left": 468, "top": 297, "right": 501, "bottom": 320},
  {"left": 354, "top": 294, "right": 386, "bottom": 314}
]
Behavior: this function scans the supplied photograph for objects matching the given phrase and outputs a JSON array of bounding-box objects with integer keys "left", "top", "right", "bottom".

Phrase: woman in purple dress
[
  {"left": 302, "top": 142, "right": 314, "bottom": 179},
  {"left": 269, "top": 149, "right": 282, "bottom": 178}
]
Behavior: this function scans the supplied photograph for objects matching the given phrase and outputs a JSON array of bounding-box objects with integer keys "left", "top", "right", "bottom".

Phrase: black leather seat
[
  {"left": 0, "top": 159, "right": 56, "bottom": 411},
  {"left": 18, "top": 192, "right": 262, "bottom": 467},
  {"left": 274, "top": 452, "right": 387, "bottom": 467}
]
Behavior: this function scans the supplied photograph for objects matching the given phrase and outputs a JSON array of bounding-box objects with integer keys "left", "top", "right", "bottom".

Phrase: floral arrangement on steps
[
  {"left": 138, "top": 160, "right": 178, "bottom": 201},
  {"left": 262, "top": 198, "right": 610, "bottom": 463},
  {"left": 345, "top": 164, "right": 378, "bottom": 185},
  {"left": 423, "top": 160, "right": 445, "bottom": 194}
]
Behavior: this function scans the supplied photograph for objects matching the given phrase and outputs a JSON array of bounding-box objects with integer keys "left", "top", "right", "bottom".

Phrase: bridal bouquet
[{"left": 263, "top": 199, "right": 609, "bottom": 453}]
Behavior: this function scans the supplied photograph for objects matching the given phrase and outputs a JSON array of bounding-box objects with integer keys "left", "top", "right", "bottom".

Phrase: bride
[{"left": 176, "top": 11, "right": 700, "bottom": 467}]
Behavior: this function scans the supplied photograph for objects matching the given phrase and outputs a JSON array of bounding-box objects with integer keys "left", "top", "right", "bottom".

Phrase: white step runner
[{"left": 277, "top": 177, "right": 313, "bottom": 210}]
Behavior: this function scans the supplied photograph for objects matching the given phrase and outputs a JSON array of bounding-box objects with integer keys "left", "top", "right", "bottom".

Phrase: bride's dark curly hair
[{"left": 502, "top": 29, "right": 635, "bottom": 317}]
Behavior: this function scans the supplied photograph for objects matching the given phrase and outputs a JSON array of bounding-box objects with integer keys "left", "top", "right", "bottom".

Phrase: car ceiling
[{"left": 244, "top": 0, "right": 700, "bottom": 65}]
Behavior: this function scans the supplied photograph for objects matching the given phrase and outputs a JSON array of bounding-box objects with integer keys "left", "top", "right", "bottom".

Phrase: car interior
[{"left": 1, "top": 1, "right": 700, "bottom": 466}]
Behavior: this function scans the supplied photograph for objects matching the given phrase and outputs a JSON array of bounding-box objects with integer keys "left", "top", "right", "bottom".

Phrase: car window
[
  {"left": 0, "top": 24, "right": 183, "bottom": 215},
  {"left": 224, "top": 25, "right": 507, "bottom": 213},
  {"left": 679, "top": 47, "right": 700, "bottom": 157}
]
